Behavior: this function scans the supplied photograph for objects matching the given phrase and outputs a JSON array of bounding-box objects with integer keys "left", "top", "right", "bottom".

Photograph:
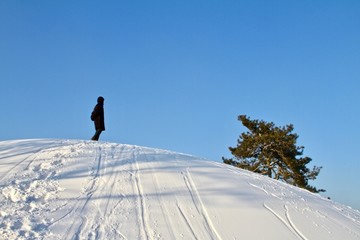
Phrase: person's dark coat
[{"left": 91, "top": 99, "right": 105, "bottom": 131}]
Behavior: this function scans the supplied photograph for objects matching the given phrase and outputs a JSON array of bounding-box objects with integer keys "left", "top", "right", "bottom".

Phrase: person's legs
[{"left": 91, "top": 130, "right": 102, "bottom": 141}]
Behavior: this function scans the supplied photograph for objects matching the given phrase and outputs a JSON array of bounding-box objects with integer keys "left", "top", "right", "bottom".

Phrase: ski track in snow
[
  {"left": 181, "top": 169, "right": 222, "bottom": 240},
  {"left": 1, "top": 139, "right": 360, "bottom": 240},
  {"left": 209, "top": 160, "right": 360, "bottom": 240},
  {"left": 141, "top": 152, "right": 178, "bottom": 240},
  {"left": 263, "top": 203, "right": 306, "bottom": 240},
  {"left": 132, "top": 149, "right": 151, "bottom": 240}
]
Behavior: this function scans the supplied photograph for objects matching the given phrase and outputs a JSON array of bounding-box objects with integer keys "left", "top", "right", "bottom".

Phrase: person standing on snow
[{"left": 91, "top": 96, "right": 105, "bottom": 141}]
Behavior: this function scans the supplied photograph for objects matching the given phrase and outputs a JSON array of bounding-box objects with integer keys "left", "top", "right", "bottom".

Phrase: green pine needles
[{"left": 223, "top": 115, "right": 325, "bottom": 193}]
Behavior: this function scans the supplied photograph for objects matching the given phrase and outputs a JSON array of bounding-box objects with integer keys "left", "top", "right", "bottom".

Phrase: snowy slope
[{"left": 0, "top": 139, "right": 359, "bottom": 240}]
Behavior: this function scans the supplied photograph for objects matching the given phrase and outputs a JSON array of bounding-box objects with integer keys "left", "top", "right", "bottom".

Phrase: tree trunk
[{"left": 267, "top": 167, "right": 272, "bottom": 178}]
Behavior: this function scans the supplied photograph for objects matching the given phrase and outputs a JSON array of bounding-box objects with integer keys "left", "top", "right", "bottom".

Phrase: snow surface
[{"left": 0, "top": 139, "right": 359, "bottom": 240}]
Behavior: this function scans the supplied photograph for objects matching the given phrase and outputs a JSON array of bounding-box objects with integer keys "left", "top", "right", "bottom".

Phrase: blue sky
[{"left": 1, "top": 1, "right": 359, "bottom": 210}]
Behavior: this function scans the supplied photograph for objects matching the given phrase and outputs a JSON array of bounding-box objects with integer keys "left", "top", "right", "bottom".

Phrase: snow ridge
[{"left": 0, "top": 139, "right": 359, "bottom": 240}]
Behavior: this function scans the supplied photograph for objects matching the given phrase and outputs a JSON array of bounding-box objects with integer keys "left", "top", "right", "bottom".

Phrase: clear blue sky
[{"left": 1, "top": 1, "right": 359, "bottom": 210}]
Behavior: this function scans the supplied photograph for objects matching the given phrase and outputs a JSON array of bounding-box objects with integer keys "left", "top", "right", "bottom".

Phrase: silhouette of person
[{"left": 91, "top": 96, "right": 105, "bottom": 141}]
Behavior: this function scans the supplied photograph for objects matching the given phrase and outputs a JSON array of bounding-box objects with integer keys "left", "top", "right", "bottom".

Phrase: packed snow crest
[{"left": 0, "top": 139, "right": 359, "bottom": 240}]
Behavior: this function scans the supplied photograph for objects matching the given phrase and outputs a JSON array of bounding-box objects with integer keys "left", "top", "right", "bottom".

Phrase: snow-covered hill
[{"left": 0, "top": 139, "right": 359, "bottom": 240}]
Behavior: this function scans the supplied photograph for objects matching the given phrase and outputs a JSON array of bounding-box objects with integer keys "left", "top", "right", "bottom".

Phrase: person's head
[{"left": 97, "top": 96, "right": 104, "bottom": 104}]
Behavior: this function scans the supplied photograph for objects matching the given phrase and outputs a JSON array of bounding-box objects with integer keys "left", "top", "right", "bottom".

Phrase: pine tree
[{"left": 223, "top": 115, "right": 325, "bottom": 193}]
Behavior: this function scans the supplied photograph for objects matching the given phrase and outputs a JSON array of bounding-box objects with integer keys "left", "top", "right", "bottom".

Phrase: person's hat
[{"left": 97, "top": 96, "right": 104, "bottom": 103}]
